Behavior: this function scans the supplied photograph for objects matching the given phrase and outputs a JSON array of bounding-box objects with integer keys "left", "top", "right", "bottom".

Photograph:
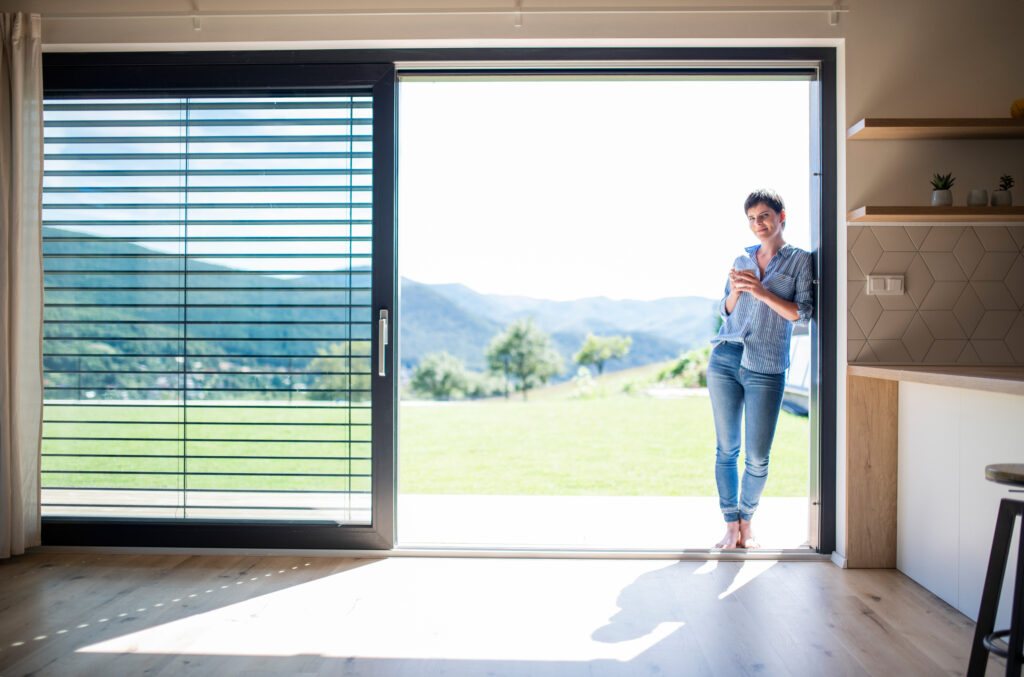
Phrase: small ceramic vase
[
  {"left": 991, "top": 190, "right": 1013, "bottom": 206},
  {"left": 967, "top": 189, "right": 989, "bottom": 206},
  {"left": 931, "top": 190, "right": 953, "bottom": 207}
]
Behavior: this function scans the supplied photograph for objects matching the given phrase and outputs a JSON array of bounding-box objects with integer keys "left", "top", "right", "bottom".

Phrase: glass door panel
[{"left": 40, "top": 65, "right": 395, "bottom": 549}]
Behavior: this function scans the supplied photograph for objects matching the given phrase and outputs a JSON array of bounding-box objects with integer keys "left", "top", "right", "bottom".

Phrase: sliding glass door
[{"left": 40, "top": 64, "right": 396, "bottom": 549}]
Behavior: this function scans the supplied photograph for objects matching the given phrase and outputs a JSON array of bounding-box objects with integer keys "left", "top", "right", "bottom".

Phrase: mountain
[
  {"left": 399, "top": 279, "right": 503, "bottom": 372},
  {"left": 425, "top": 282, "right": 718, "bottom": 346},
  {"left": 400, "top": 278, "right": 719, "bottom": 377},
  {"left": 41, "top": 227, "right": 719, "bottom": 383}
]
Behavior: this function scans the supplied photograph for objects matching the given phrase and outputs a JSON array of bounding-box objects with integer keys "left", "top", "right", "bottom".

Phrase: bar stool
[{"left": 968, "top": 464, "right": 1024, "bottom": 676}]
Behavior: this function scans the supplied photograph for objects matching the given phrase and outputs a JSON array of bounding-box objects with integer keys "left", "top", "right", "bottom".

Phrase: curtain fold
[{"left": 0, "top": 12, "right": 43, "bottom": 559}]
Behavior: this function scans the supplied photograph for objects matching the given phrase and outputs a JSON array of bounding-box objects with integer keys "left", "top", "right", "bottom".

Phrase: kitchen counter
[
  {"left": 845, "top": 364, "right": 1024, "bottom": 626},
  {"left": 844, "top": 364, "right": 1024, "bottom": 569},
  {"left": 848, "top": 365, "right": 1024, "bottom": 397}
]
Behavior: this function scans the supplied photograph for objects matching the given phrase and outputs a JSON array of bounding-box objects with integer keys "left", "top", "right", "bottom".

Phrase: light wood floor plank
[
  {"left": 843, "top": 569, "right": 979, "bottom": 674},
  {"left": 676, "top": 562, "right": 795, "bottom": 676},
  {"left": 735, "top": 563, "right": 869, "bottom": 677},
  {"left": 0, "top": 553, "right": 1005, "bottom": 676}
]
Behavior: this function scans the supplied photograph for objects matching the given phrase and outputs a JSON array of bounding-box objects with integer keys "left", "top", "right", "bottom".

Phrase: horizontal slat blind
[{"left": 41, "top": 95, "right": 374, "bottom": 523}]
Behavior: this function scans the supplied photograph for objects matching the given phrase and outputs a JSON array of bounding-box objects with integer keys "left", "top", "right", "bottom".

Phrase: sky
[
  {"left": 398, "top": 78, "right": 811, "bottom": 301},
  {"left": 42, "top": 83, "right": 811, "bottom": 301}
]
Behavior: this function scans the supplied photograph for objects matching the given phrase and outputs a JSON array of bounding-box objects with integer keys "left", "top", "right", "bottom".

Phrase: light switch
[{"left": 866, "top": 275, "right": 905, "bottom": 296}]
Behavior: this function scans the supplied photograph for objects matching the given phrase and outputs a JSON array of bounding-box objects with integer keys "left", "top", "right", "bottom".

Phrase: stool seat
[{"left": 985, "top": 464, "right": 1024, "bottom": 488}]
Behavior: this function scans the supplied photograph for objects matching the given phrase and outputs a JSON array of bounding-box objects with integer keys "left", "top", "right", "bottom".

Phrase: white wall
[{"left": 7, "top": 0, "right": 1024, "bottom": 561}]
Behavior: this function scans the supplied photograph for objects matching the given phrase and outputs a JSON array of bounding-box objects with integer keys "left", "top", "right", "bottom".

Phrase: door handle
[{"left": 378, "top": 309, "right": 389, "bottom": 377}]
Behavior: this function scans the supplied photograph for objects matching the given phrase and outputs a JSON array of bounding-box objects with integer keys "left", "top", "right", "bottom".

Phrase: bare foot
[
  {"left": 714, "top": 522, "right": 740, "bottom": 549},
  {"left": 738, "top": 518, "right": 760, "bottom": 549}
]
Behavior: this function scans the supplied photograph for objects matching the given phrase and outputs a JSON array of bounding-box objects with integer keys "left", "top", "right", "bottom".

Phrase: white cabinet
[
  {"left": 896, "top": 383, "right": 959, "bottom": 606},
  {"left": 897, "top": 381, "right": 1024, "bottom": 626}
]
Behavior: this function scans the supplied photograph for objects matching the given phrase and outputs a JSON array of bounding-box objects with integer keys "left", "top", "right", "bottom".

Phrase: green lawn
[
  {"left": 42, "top": 403, "right": 372, "bottom": 493},
  {"left": 42, "top": 370, "right": 809, "bottom": 498},
  {"left": 399, "top": 393, "right": 808, "bottom": 497}
]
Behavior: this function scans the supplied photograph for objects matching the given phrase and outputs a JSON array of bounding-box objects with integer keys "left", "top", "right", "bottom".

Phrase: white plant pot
[
  {"left": 967, "top": 189, "right": 989, "bottom": 206},
  {"left": 931, "top": 189, "right": 953, "bottom": 207},
  {"left": 991, "top": 190, "right": 1013, "bottom": 206}
]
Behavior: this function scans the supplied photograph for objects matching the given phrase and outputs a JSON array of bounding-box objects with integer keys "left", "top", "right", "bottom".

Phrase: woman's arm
[{"left": 793, "top": 253, "right": 815, "bottom": 322}]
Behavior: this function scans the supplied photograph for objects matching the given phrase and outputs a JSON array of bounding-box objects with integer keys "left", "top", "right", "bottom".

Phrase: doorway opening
[{"left": 397, "top": 72, "right": 818, "bottom": 550}]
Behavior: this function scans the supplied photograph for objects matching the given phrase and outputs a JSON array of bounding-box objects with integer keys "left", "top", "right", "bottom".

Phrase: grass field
[
  {"left": 41, "top": 364, "right": 809, "bottom": 499},
  {"left": 399, "top": 392, "right": 808, "bottom": 497},
  {"left": 42, "top": 403, "right": 373, "bottom": 493}
]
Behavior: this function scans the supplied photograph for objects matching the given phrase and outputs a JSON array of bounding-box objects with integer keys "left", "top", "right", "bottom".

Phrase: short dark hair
[{"left": 744, "top": 189, "right": 786, "bottom": 226}]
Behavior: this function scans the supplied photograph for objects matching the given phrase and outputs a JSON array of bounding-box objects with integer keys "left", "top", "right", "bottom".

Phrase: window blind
[{"left": 41, "top": 95, "right": 375, "bottom": 523}]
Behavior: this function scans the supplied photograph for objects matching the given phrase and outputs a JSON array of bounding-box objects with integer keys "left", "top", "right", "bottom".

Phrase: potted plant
[
  {"left": 992, "top": 174, "right": 1014, "bottom": 206},
  {"left": 930, "top": 172, "right": 955, "bottom": 206}
]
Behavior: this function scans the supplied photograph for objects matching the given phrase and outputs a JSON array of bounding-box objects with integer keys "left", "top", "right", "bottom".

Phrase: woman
[{"left": 708, "top": 189, "right": 814, "bottom": 549}]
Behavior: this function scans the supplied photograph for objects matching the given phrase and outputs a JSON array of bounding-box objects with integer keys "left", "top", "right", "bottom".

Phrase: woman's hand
[
  {"left": 728, "top": 267, "right": 801, "bottom": 321},
  {"left": 729, "top": 268, "right": 765, "bottom": 299}
]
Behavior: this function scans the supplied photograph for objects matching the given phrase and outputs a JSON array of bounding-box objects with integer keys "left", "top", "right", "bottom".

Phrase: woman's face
[{"left": 746, "top": 202, "right": 786, "bottom": 242}]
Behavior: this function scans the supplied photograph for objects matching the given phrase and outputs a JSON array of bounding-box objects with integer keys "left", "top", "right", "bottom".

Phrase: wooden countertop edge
[{"left": 847, "top": 364, "right": 1024, "bottom": 396}]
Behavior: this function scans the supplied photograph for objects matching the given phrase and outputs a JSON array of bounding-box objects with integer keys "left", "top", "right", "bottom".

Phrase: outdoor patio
[{"left": 398, "top": 495, "right": 811, "bottom": 551}]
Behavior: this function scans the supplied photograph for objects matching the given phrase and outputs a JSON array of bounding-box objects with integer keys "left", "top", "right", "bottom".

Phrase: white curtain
[{"left": 0, "top": 12, "right": 43, "bottom": 559}]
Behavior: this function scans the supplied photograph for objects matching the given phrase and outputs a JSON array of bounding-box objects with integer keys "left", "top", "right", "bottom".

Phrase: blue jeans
[{"left": 707, "top": 341, "right": 786, "bottom": 523}]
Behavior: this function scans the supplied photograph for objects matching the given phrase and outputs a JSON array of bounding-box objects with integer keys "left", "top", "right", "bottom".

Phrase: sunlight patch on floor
[
  {"left": 75, "top": 558, "right": 772, "bottom": 663},
  {"left": 717, "top": 561, "right": 778, "bottom": 600}
]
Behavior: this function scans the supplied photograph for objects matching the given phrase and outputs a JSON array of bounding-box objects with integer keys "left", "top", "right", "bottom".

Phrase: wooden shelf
[
  {"left": 847, "top": 117, "right": 1024, "bottom": 140},
  {"left": 848, "top": 206, "right": 1024, "bottom": 223}
]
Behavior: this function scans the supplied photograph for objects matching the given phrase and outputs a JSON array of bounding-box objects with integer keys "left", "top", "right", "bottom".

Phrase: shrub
[
  {"left": 657, "top": 345, "right": 711, "bottom": 387},
  {"left": 570, "top": 366, "right": 601, "bottom": 399},
  {"left": 410, "top": 352, "right": 469, "bottom": 400},
  {"left": 463, "top": 370, "right": 507, "bottom": 399}
]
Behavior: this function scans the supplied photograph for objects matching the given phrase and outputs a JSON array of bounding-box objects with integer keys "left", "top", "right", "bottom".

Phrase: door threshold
[
  {"left": 32, "top": 544, "right": 828, "bottom": 561},
  {"left": 390, "top": 546, "right": 828, "bottom": 560}
]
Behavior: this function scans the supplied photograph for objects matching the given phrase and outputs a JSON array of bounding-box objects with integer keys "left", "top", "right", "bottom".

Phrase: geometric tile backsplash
[{"left": 848, "top": 225, "right": 1024, "bottom": 364}]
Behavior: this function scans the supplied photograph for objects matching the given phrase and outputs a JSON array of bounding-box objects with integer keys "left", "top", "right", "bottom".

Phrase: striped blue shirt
[{"left": 711, "top": 243, "right": 814, "bottom": 374}]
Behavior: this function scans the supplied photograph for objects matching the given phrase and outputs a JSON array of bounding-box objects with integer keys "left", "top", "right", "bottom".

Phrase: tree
[
  {"left": 308, "top": 341, "right": 371, "bottom": 402},
  {"left": 573, "top": 333, "right": 632, "bottom": 375},
  {"left": 410, "top": 352, "right": 468, "bottom": 400},
  {"left": 485, "top": 318, "right": 563, "bottom": 401}
]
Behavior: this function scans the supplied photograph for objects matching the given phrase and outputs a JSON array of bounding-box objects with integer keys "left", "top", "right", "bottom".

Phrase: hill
[
  {"left": 400, "top": 279, "right": 503, "bottom": 372},
  {"left": 428, "top": 282, "right": 717, "bottom": 343},
  {"left": 41, "top": 228, "right": 720, "bottom": 388},
  {"left": 402, "top": 280, "right": 719, "bottom": 376}
]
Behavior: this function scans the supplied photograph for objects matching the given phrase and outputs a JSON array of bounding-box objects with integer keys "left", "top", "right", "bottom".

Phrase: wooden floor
[{"left": 0, "top": 553, "right": 1004, "bottom": 676}]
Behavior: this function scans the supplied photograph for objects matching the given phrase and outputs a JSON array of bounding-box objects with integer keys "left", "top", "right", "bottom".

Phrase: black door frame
[
  {"left": 41, "top": 57, "right": 398, "bottom": 550},
  {"left": 42, "top": 47, "right": 837, "bottom": 554}
]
